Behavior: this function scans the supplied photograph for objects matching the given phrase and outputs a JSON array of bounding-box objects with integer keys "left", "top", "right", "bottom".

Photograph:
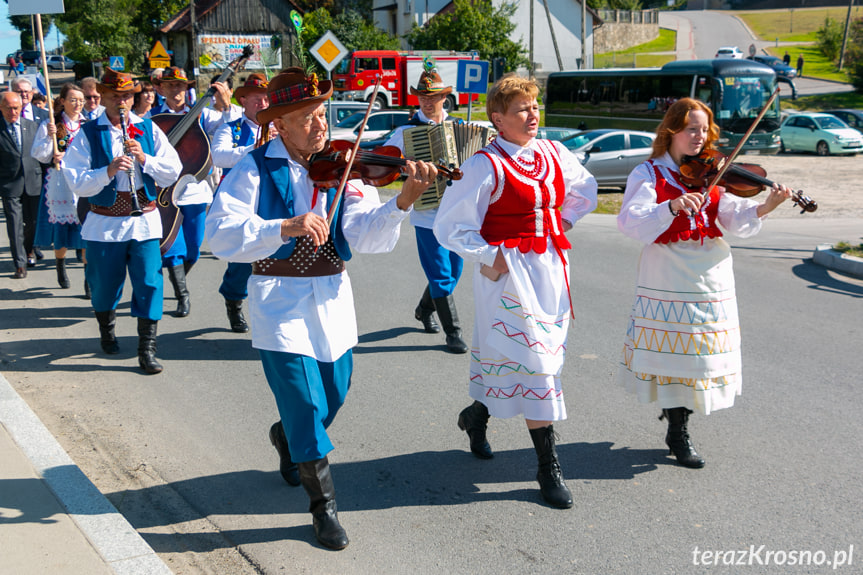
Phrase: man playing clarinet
[{"left": 64, "top": 69, "right": 182, "bottom": 374}]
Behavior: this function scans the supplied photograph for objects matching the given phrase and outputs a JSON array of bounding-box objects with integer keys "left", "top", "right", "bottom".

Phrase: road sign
[
  {"left": 108, "top": 56, "right": 124, "bottom": 71},
  {"left": 310, "top": 31, "right": 348, "bottom": 73},
  {"left": 149, "top": 41, "right": 171, "bottom": 69},
  {"left": 457, "top": 59, "right": 489, "bottom": 94}
]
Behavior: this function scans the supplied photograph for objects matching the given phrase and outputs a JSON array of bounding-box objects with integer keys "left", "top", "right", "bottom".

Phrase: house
[
  {"left": 158, "top": 0, "right": 304, "bottom": 90},
  {"left": 371, "top": 0, "right": 601, "bottom": 73}
]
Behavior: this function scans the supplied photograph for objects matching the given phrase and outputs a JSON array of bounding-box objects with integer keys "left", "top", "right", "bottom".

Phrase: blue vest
[
  {"left": 222, "top": 117, "right": 256, "bottom": 178},
  {"left": 81, "top": 117, "right": 157, "bottom": 207},
  {"left": 249, "top": 141, "right": 352, "bottom": 262}
]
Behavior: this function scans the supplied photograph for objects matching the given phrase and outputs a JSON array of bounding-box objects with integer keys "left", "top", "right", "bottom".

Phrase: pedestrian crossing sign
[{"left": 109, "top": 56, "right": 125, "bottom": 71}]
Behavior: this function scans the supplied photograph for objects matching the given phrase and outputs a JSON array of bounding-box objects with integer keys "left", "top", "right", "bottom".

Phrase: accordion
[{"left": 403, "top": 121, "right": 497, "bottom": 210}]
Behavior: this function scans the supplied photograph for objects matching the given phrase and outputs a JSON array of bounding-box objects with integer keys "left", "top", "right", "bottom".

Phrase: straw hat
[
  {"left": 234, "top": 73, "right": 269, "bottom": 100},
  {"left": 256, "top": 67, "right": 332, "bottom": 125},
  {"left": 97, "top": 68, "right": 142, "bottom": 94}
]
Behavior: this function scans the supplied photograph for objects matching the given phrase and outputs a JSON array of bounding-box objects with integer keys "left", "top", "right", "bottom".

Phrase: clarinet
[{"left": 118, "top": 105, "right": 143, "bottom": 217}]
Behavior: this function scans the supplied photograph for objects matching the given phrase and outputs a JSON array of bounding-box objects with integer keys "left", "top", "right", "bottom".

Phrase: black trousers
[{"left": 2, "top": 194, "right": 40, "bottom": 269}]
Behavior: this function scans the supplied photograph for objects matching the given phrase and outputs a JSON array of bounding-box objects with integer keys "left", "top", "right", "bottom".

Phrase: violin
[
  {"left": 309, "top": 139, "right": 463, "bottom": 188},
  {"left": 679, "top": 149, "right": 817, "bottom": 214}
]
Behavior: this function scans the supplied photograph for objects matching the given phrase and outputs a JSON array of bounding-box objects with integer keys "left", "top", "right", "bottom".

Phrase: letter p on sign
[{"left": 457, "top": 60, "right": 490, "bottom": 94}]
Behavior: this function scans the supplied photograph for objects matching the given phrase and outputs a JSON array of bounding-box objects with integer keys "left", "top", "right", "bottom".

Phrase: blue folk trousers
[
  {"left": 259, "top": 349, "right": 353, "bottom": 462},
  {"left": 85, "top": 238, "right": 163, "bottom": 320}
]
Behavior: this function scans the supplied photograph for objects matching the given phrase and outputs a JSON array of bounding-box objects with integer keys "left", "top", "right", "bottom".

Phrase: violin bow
[
  {"left": 325, "top": 76, "right": 383, "bottom": 226},
  {"left": 702, "top": 87, "right": 780, "bottom": 199}
]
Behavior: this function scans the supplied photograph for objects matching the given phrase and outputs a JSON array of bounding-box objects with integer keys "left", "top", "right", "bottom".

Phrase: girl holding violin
[{"left": 617, "top": 97, "right": 793, "bottom": 469}]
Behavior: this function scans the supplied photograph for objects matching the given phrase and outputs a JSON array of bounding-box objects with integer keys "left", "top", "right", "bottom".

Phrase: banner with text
[{"left": 197, "top": 34, "right": 281, "bottom": 71}]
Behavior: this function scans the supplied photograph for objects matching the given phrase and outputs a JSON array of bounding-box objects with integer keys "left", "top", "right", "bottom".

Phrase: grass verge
[{"left": 834, "top": 241, "right": 863, "bottom": 258}]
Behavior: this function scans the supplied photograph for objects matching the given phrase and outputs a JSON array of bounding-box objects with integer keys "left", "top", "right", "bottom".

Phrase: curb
[
  {"left": 812, "top": 244, "right": 863, "bottom": 279},
  {"left": 0, "top": 373, "right": 173, "bottom": 575}
]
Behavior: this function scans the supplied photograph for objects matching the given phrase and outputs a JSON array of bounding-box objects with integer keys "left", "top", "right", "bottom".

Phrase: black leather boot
[
  {"left": 95, "top": 310, "right": 119, "bottom": 354},
  {"left": 56, "top": 258, "right": 70, "bottom": 288},
  {"left": 268, "top": 421, "right": 300, "bottom": 486},
  {"left": 660, "top": 408, "right": 705, "bottom": 468},
  {"left": 529, "top": 425, "right": 573, "bottom": 509},
  {"left": 83, "top": 264, "right": 91, "bottom": 300},
  {"left": 225, "top": 299, "right": 250, "bottom": 333},
  {"left": 432, "top": 295, "right": 468, "bottom": 353},
  {"left": 414, "top": 286, "right": 440, "bottom": 333},
  {"left": 297, "top": 457, "right": 349, "bottom": 550},
  {"left": 166, "top": 265, "right": 190, "bottom": 317},
  {"left": 137, "top": 318, "right": 163, "bottom": 374},
  {"left": 457, "top": 400, "right": 493, "bottom": 459},
  {"left": 183, "top": 260, "right": 195, "bottom": 275}
]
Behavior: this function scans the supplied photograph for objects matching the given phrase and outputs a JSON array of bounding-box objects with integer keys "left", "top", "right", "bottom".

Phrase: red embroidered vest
[
  {"left": 477, "top": 140, "right": 571, "bottom": 254},
  {"left": 650, "top": 160, "right": 723, "bottom": 244}
]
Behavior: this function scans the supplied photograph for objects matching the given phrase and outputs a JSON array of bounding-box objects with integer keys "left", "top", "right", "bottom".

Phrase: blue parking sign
[
  {"left": 109, "top": 56, "right": 124, "bottom": 71},
  {"left": 457, "top": 60, "right": 489, "bottom": 94}
]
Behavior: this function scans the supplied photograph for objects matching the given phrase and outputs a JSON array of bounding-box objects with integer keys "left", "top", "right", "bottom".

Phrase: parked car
[
  {"left": 15, "top": 50, "right": 41, "bottom": 66},
  {"left": 779, "top": 112, "right": 863, "bottom": 156},
  {"left": 46, "top": 55, "right": 76, "bottom": 70},
  {"left": 537, "top": 126, "right": 581, "bottom": 141},
  {"left": 715, "top": 46, "right": 743, "bottom": 59},
  {"left": 328, "top": 110, "right": 412, "bottom": 142},
  {"left": 822, "top": 109, "right": 863, "bottom": 134},
  {"left": 326, "top": 101, "right": 380, "bottom": 124},
  {"left": 558, "top": 129, "right": 656, "bottom": 188},
  {"left": 748, "top": 54, "right": 797, "bottom": 79}
]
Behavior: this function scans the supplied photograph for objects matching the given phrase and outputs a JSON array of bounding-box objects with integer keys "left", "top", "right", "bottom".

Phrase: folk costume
[
  {"left": 149, "top": 66, "right": 231, "bottom": 317},
  {"left": 383, "top": 63, "right": 468, "bottom": 353},
  {"left": 618, "top": 153, "right": 767, "bottom": 465},
  {"left": 205, "top": 67, "right": 417, "bottom": 550},
  {"left": 63, "top": 69, "right": 182, "bottom": 374},
  {"left": 210, "top": 73, "right": 270, "bottom": 333},
  {"left": 31, "top": 111, "right": 86, "bottom": 289},
  {"left": 434, "top": 134, "right": 597, "bottom": 507}
]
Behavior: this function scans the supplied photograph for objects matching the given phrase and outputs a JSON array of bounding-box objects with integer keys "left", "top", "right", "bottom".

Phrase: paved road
[{"left": 2, "top": 209, "right": 862, "bottom": 574}]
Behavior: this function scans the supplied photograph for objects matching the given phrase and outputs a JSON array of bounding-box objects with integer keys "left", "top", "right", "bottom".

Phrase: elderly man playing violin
[
  {"left": 205, "top": 67, "right": 437, "bottom": 551},
  {"left": 617, "top": 97, "right": 792, "bottom": 470}
]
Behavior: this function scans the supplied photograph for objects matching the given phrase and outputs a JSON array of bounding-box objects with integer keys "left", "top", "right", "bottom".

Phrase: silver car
[{"left": 559, "top": 129, "right": 656, "bottom": 188}]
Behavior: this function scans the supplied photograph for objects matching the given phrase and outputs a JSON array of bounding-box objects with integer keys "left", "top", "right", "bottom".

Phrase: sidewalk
[{"left": 0, "top": 373, "right": 172, "bottom": 575}]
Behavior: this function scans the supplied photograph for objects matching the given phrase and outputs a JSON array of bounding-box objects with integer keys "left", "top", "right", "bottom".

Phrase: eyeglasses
[
  {"left": 13, "top": 90, "right": 31, "bottom": 96},
  {"left": 66, "top": 98, "right": 85, "bottom": 104},
  {"left": 85, "top": 95, "right": 101, "bottom": 100}
]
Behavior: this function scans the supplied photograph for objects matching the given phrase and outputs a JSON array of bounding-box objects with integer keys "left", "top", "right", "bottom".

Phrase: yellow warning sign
[{"left": 149, "top": 41, "right": 171, "bottom": 69}]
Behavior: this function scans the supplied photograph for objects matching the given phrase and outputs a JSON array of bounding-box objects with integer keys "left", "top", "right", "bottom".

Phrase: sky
[{"left": 1, "top": 3, "right": 65, "bottom": 58}]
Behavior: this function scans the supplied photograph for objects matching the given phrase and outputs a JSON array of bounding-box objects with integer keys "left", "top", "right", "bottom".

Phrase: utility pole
[
  {"left": 581, "top": 0, "right": 586, "bottom": 69},
  {"left": 529, "top": 0, "right": 534, "bottom": 80},
  {"left": 837, "top": 0, "right": 853, "bottom": 70},
  {"left": 190, "top": 0, "right": 198, "bottom": 81},
  {"left": 542, "top": 0, "right": 563, "bottom": 71}
]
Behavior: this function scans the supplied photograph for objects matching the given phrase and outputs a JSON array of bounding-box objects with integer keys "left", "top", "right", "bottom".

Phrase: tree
[
  {"left": 404, "top": 0, "right": 528, "bottom": 73},
  {"left": 845, "top": 18, "right": 863, "bottom": 93},
  {"left": 816, "top": 16, "right": 844, "bottom": 63}
]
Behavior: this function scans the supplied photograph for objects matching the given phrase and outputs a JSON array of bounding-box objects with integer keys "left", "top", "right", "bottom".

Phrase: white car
[
  {"left": 46, "top": 55, "right": 76, "bottom": 70},
  {"left": 715, "top": 46, "right": 744, "bottom": 59},
  {"left": 328, "top": 110, "right": 412, "bottom": 142}
]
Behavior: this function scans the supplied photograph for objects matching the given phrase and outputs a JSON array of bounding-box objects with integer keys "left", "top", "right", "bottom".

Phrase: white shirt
[
  {"left": 617, "top": 153, "right": 763, "bottom": 244},
  {"left": 211, "top": 114, "right": 259, "bottom": 169},
  {"left": 31, "top": 112, "right": 82, "bottom": 162},
  {"left": 83, "top": 105, "right": 105, "bottom": 121},
  {"left": 205, "top": 137, "right": 413, "bottom": 361},
  {"left": 434, "top": 137, "right": 598, "bottom": 267},
  {"left": 63, "top": 111, "right": 182, "bottom": 242}
]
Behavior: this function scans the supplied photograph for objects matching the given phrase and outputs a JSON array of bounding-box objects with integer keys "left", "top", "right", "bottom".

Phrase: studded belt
[
  {"left": 252, "top": 236, "right": 345, "bottom": 277},
  {"left": 89, "top": 190, "right": 156, "bottom": 217}
]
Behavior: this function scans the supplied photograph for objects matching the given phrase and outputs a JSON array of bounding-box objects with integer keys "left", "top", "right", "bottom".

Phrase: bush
[{"left": 816, "top": 17, "right": 844, "bottom": 62}]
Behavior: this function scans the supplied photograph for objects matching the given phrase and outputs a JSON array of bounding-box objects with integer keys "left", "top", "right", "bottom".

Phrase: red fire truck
[{"left": 332, "top": 50, "right": 479, "bottom": 112}]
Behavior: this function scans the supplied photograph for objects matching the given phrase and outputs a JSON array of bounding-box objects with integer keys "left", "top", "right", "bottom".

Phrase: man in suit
[
  {"left": 80, "top": 77, "right": 106, "bottom": 121},
  {"left": 0, "top": 91, "right": 44, "bottom": 279},
  {"left": 10, "top": 77, "right": 50, "bottom": 124}
]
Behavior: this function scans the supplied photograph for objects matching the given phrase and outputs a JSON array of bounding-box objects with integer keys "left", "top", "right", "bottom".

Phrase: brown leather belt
[
  {"left": 89, "top": 191, "right": 156, "bottom": 217},
  {"left": 253, "top": 236, "right": 345, "bottom": 277}
]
